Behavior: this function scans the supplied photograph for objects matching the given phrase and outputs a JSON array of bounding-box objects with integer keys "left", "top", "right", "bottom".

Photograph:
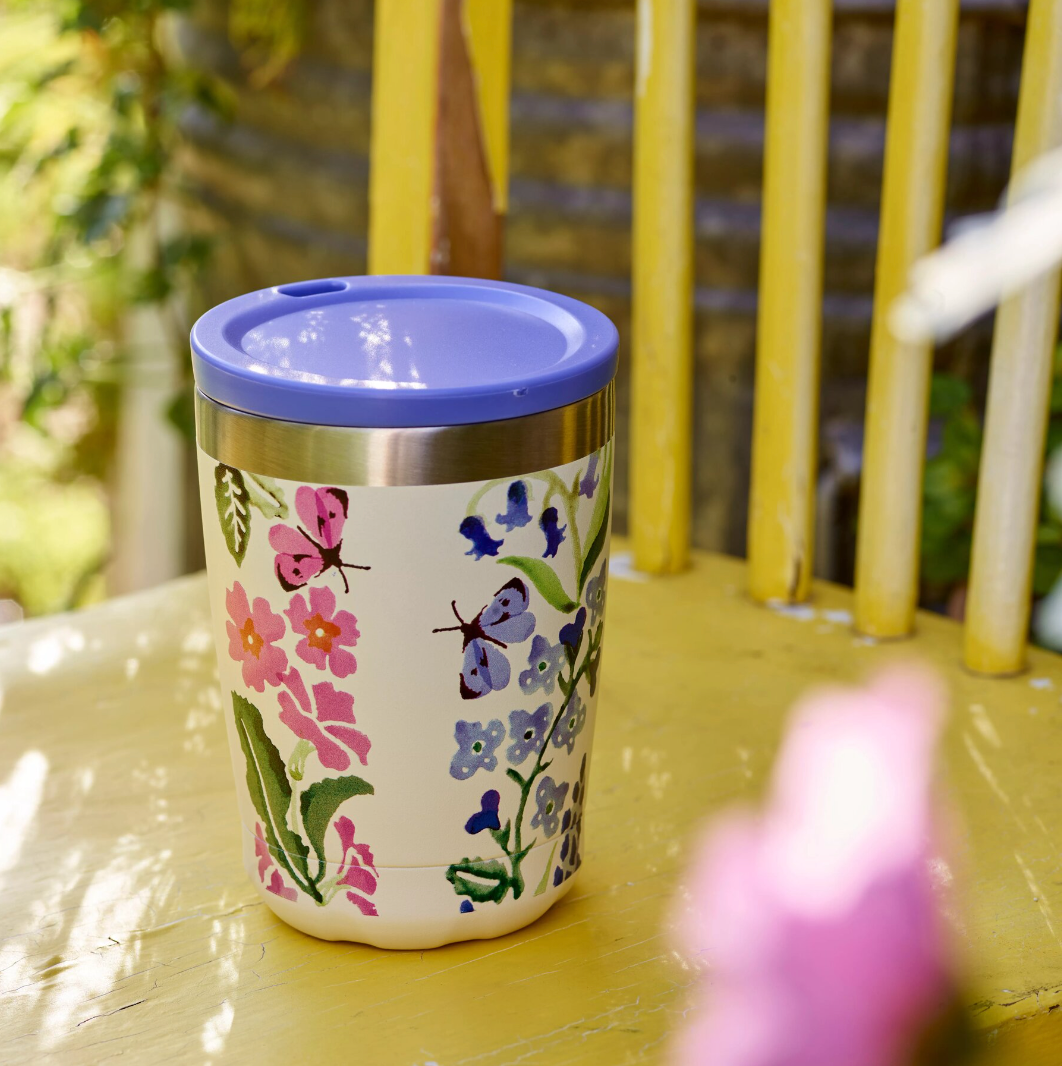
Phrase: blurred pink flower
[
  {"left": 277, "top": 669, "right": 371, "bottom": 771},
  {"left": 285, "top": 586, "right": 360, "bottom": 677},
  {"left": 677, "top": 667, "right": 956, "bottom": 1066},
  {"left": 225, "top": 581, "right": 288, "bottom": 691}
]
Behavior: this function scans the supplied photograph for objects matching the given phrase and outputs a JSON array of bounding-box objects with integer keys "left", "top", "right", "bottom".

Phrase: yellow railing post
[
  {"left": 630, "top": 0, "right": 696, "bottom": 574},
  {"left": 964, "top": 0, "right": 1062, "bottom": 675},
  {"left": 368, "top": 0, "right": 511, "bottom": 278},
  {"left": 854, "top": 0, "right": 960, "bottom": 638},
  {"left": 747, "top": 0, "right": 833, "bottom": 603},
  {"left": 368, "top": 0, "right": 443, "bottom": 275}
]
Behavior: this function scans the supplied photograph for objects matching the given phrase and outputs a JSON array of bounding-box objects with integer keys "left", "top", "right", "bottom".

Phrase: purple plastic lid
[{"left": 191, "top": 275, "right": 619, "bottom": 428}]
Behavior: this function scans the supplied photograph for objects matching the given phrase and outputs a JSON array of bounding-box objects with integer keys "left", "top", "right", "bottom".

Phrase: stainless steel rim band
[{"left": 196, "top": 382, "right": 614, "bottom": 486}]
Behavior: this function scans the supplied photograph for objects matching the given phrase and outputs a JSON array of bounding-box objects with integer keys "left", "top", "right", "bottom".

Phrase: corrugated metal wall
[{"left": 173, "top": 0, "right": 1027, "bottom": 555}]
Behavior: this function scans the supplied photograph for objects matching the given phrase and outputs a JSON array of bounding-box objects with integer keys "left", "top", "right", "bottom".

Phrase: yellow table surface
[{"left": 2, "top": 550, "right": 1062, "bottom": 1064}]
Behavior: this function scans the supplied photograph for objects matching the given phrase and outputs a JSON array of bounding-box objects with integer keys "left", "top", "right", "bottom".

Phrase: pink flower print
[
  {"left": 254, "top": 822, "right": 297, "bottom": 901},
  {"left": 253, "top": 822, "right": 272, "bottom": 880},
  {"left": 335, "top": 815, "right": 378, "bottom": 916},
  {"left": 285, "top": 585, "right": 360, "bottom": 678},
  {"left": 277, "top": 669, "right": 371, "bottom": 771},
  {"left": 225, "top": 581, "right": 288, "bottom": 691},
  {"left": 266, "top": 868, "right": 297, "bottom": 902}
]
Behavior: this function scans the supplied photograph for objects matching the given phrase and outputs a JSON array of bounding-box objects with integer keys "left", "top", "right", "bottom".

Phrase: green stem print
[{"left": 444, "top": 446, "right": 609, "bottom": 911}]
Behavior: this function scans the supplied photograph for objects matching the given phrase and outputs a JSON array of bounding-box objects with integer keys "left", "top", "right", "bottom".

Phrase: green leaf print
[
  {"left": 446, "top": 857, "right": 514, "bottom": 904},
  {"left": 497, "top": 556, "right": 578, "bottom": 614},
  {"left": 300, "top": 774, "right": 375, "bottom": 883},
  {"left": 245, "top": 473, "right": 288, "bottom": 519},
  {"left": 215, "top": 464, "right": 251, "bottom": 565},
  {"left": 578, "top": 446, "right": 612, "bottom": 594},
  {"left": 232, "top": 692, "right": 319, "bottom": 901},
  {"left": 579, "top": 492, "right": 610, "bottom": 596}
]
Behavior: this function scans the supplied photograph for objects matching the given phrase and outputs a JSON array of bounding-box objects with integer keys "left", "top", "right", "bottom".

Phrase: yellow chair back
[{"left": 367, "top": 0, "right": 1062, "bottom": 677}]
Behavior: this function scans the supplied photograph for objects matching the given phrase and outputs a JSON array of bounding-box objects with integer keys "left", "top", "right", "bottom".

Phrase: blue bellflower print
[
  {"left": 585, "top": 563, "right": 607, "bottom": 628},
  {"left": 578, "top": 452, "right": 600, "bottom": 499},
  {"left": 519, "top": 634, "right": 566, "bottom": 695},
  {"left": 460, "top": 899, "right": 474, "bottom": 914},
  {"left": 496, "top": 480, "right": 532, "bottom": 531},
  {"left": 450, "top": 719, "right": 505, "bottom": 780},
  {"left": 540, "top": 506, "right": 566, "bottom": 558},
  {"left": 460, "top": 515, "right": 503, "bottom": 560},
  {"left": 506, "top": 703, "right": 551, "bottom": 764},
  {"left": 552, "top": 689, "right": 586, "bottom": 755},
  {"left": 559, "top": 607, "right": 587, "bottom": 654},
  {"left": 465, "top": 789, "right": 502, "bottom": 834},
  {"left": 531, "top": 776, "right": 569, "bottom": 838}
]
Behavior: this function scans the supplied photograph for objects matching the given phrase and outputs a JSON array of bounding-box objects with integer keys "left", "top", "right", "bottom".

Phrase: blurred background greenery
[
  {"left": 2, "top": 0, "right": 1059, "bottom": 649},
  {"left": 0, "top": 0, "right": 295, "bottom": 617}
]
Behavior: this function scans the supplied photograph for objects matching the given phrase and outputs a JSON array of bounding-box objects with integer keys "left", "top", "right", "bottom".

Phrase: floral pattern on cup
[
  {"left": 506, "top": 704, "right": 551, "bottom": 765},
  {"left": 441, "top": 443, "right": 611, "bottom": 913},
  {"left": 450, "top": 719, "right": 506, "bottom": 780},
  {"left": 531, "top": 777, "right": 569, "bottom": 838},
  {"left": 215, "top": 476, "right": 380, "bottom": 917},
  {"left": 278, "top": 668, "right": 370, "bottom": 773},
  {"left": 255, "top": 821, "right": 297, "bottom": 901},
  {"left": 226, "top": 581, "right": 288, "bottom": 691},
  {"left": 285, "top": 585, "right": 360, "bottom": 678},
  {"left": 335, "top": 815, "right": 379, "bottom": 916}
]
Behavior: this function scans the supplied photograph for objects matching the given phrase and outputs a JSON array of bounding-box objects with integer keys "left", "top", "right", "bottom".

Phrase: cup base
[
  {"left": 250, "top": 873, "right": 577, "bottom": 950},
  {"left": 243, "top": 826, "right": 581, "bottom": 949}
]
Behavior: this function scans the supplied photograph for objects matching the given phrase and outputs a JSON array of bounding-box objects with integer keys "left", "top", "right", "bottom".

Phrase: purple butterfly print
[
  {"left": 432, "top": 578, "right": 537, "bottom": 699},
  {"left": 269, "top": 486, "right": 370, "bottom": 594}
]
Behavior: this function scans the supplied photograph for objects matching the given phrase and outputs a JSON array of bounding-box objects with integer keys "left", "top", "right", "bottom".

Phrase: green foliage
[
  {"left": 921, "top": 358, "right": 1062, "bottom": 603},
  {"left": 0, "top": 461, "right": 109, "bottom": 614},
  {"left": 228, "top": 0, "right": 307, "bottom": 87},
  {"left": 0, "top": 1, "right": 233, "bottom": 613},
  {"left": 921, "top": 376, "right": 981, "bottom": 596}
]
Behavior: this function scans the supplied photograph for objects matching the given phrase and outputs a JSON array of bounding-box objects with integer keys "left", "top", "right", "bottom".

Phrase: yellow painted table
[{"left": 2, "top": 551, "right": 1061, "bottom": 1063}]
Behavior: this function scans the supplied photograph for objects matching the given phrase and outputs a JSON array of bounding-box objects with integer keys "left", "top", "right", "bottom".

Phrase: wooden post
[
  {"left": 854, "top": 0, "right": 960, "bottom": 638},
  {"left": 630, "top": 0, "right": 696, "bottom": 574},
  {"left": 747, "top": 0, "right": 832, "bottom": 603},
  {"left": 367, "top": 0, "right": 511, "bottom": 278},
  {"left": 965, "top": 0, "right": 1062, "bottom": 675}
]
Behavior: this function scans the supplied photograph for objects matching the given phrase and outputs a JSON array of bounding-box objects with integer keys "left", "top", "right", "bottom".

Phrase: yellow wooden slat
[
  {"left": 747, "top": 0, "right": 832, "bottom": 603},
  {"left": 854, "top": 0, "right": 960, "bottom": 637},
  {"left": 630, "top": 0, "right": 696, "bottom": 574},
  {"left": 463, "top": 0, "right": 513, "bottom": 215},
  {"left": 367, "top": 0, "right": 444, "bottom": 275},
  {"left": 964, "top": 0, "right": 1062, "bottom": 675}
]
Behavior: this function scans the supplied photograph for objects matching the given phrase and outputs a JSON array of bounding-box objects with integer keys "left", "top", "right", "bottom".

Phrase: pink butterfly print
[{"left": 269, "top": 486, "right": 370, "bottom": 594}]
